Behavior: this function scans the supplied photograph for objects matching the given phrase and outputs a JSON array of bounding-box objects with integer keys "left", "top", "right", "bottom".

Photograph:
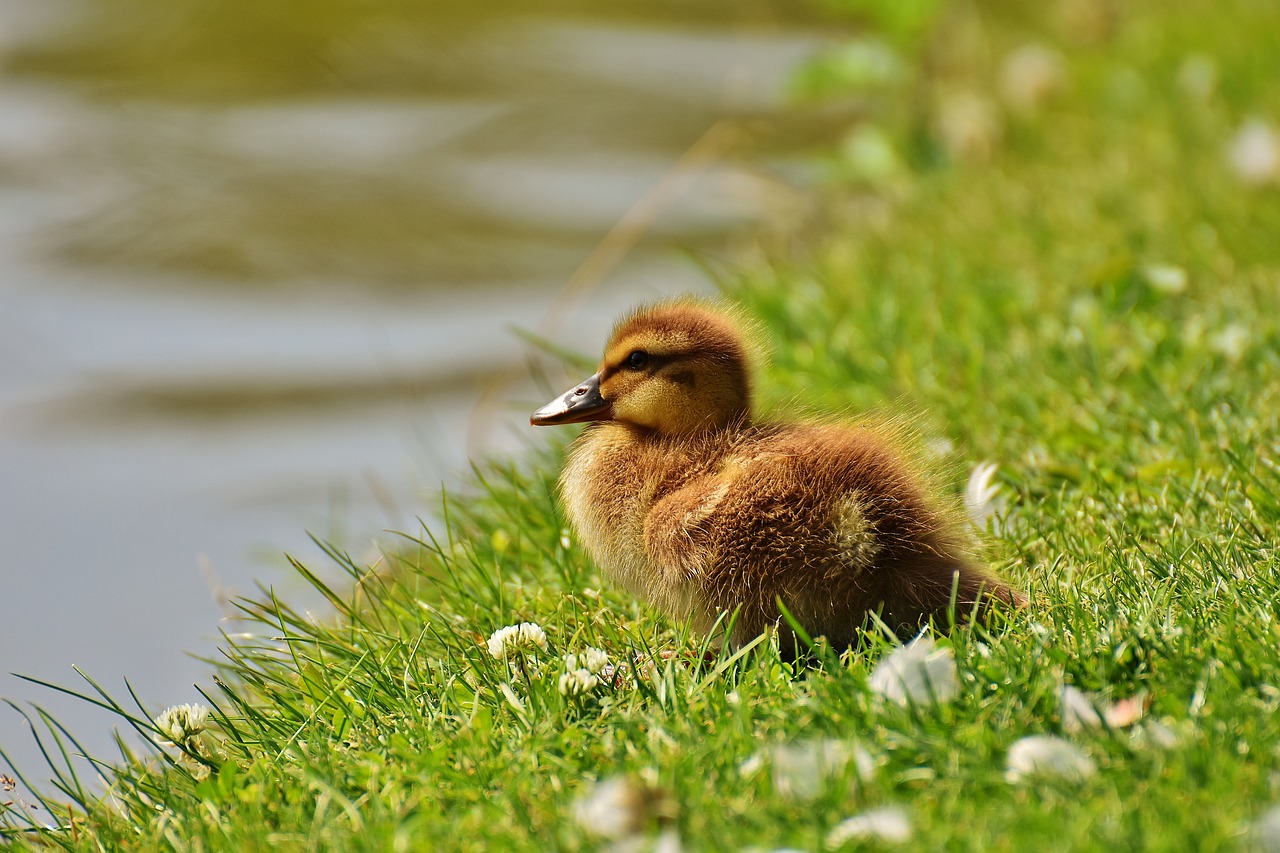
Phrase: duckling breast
[{"left": 560, "top": 421, "right": 726, "bottom": 617}]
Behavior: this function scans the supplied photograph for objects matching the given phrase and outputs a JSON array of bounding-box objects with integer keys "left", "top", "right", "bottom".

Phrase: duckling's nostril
[{"left": 574, "top": 386, "right": 589, "bottom": 397}]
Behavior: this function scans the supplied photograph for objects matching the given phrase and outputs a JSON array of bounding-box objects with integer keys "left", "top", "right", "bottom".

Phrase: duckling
[{"left": 531, "top": 299, "right": 1021, "bottom": 653}]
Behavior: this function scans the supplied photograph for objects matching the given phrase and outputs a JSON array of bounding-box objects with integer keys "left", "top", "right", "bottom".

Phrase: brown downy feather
[{"left": 534, "top": 299, "right": 1023, "bottom": 654}]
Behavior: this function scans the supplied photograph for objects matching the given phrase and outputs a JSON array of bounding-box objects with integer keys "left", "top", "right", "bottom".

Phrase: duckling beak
[{"left": 530, "top": 373, "right": 613, "bottom": 426}]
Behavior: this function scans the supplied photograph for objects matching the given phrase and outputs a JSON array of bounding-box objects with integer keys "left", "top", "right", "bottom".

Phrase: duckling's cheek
[{"left": 610, "top": 385, "right": 667, "bottom": 431}]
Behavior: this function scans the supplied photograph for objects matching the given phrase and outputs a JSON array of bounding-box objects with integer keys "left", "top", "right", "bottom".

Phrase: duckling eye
[{"left": 625, "top": 350, "right": 649, "bottom": 371}]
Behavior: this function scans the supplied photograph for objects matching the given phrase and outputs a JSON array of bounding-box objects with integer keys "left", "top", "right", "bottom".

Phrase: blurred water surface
[{"left": 0, "top": 0, "right": 840, "bottom": 782}]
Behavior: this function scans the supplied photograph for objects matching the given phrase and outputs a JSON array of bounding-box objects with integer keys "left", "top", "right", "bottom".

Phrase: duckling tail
[{"left": 876, "top": 558, "right": 1026, "bottom": 636}]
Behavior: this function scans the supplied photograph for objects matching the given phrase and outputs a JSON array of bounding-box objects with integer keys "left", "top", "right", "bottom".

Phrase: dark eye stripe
[{"left": 601, "top": 351, "right": 674, "bottom": 378}]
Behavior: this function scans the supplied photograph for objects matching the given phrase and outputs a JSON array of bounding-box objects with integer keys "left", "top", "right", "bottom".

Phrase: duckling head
[{"left": 531, "top": 300, "right": 754, "bottom": 436}]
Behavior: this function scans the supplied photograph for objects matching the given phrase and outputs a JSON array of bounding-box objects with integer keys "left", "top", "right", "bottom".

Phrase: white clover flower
[
  {"left": 1134, "top": 719, "right": 1180, "bottom": 750},
  {"left": 868, "top": 634, "right": 959, "bottom": 707},
  {"left": 745, "top": 739, "right": 875, "bottom": 802},
  {"left": 1142, "top": 263, "right": 1188, "bottom": 295},
  {"left": 653, "top": 828, "right": 683, "bottom": 853},
  {"left": 1254, "top": 804, "right": 1280, "bottom": 853},
  {"left": 486, "top": 622, "right": 548, "bottom": 659},
  {"left": 738, "top": 753, "right": 765, "bottom": 777},
  {"left": 153, "top": 703, "right": 210, "bottom": 747},
  {"left": 1000, "top": 44, "right": 1066, "bottom": 114},
  {"left": 1227, "top": 119, "right": 1280, "bottom": 186},
  {"left": 827, "top": 806, "right": 912, "bottom": 846},
  {"left": 573, "top": 776, "right": 645, "bottom": 840},
  {"left": 1005, "top": 735, "right": 1095, "bottom": 783},
  {"left": 1209, "top": 323, "right": 1250, "bottom": 362},
  {"left": 581, "top": 647, "right": 610, "bottom": 674},
  {"left": 1060, "top": 685, "right": 1103, "bottom": 733},
  {"left": 559, "top": 668, "right": 599, "bottom": 698},
  {"left": 964, "top": 462, "right": 1003, "bottom": 528},
  {"left": 564, "top": 647, "right": 610, "bottom": 675}
]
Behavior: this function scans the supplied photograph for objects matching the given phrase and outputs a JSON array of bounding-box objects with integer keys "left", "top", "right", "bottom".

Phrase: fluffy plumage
[{"left": 532, "top": 299, "right": 1021, "bottom": 652}]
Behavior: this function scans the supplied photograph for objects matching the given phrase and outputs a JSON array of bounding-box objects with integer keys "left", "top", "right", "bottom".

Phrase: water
[{"left": 0, "top": 0, "right": 835, "bottom": 787}]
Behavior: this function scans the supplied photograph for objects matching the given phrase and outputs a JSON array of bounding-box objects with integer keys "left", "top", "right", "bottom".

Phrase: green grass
[{"left": 5, "top": 0, "right": 1280, "bottom": 849}]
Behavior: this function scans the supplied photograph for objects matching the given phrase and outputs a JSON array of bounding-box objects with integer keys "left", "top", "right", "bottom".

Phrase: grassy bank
[{"left": 5, "top": 0, "right": 1280, "bottom": 849}]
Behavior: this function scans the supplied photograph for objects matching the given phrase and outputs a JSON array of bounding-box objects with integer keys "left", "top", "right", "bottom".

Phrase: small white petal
[
  {"left": 487, "top": 626, "right": 515, "bottom": 658},
  {"left": 1227, "top": 119, "right": 1280, "bottom": 186},
  {"left": 1254, "top": 805, "right": 1280, "bottom": 853},
  {"left": 763, "top": 739, "right": 875, "bottom": 801},
  {"left": 574, "top": 777, "right": 639, "bottom": 839},
  {"left": 964, "top": 462, "right": 1002, "bottom": 527},
  {"left": 519, "top": 622, "right": 548, "bottom": 650},
  {"left": 1005, "top": 735, "right": 1095, "bottom": 783},
  {"left": 653, "top": 828, "right": 683, "bottom": 853},
  {"left": 1060, "top": 686, "right": 1103, "bottom": 733},
  {"left": 1142, "top": 263, "right": 1188, "bottom": 295},
  {"left": 1135, "top": 719, "right": 1180, "bottom": 750},
  {"left": 581, "top": 647, "right": 610, "bottom": 674},
  {"left": 153, "top": 703, "right": 211, "bottom": 745},
  {"left": 868, "top": 635, "right": 959, "bottom": 707},
  {"left": 498, "top": 682, "right": 526, "bottom": 713},
  {"left": 486, "top": 622, "right": 548, "bottom": 658},
  {"left": 1209, "top": 324, "right": 1250, "bottom": 362},
  {"left": 559, "top": 668, "right": 599, "bottom": 698},
  {"left": 827, "top": 806, "right": 912, "bottom": 846}
]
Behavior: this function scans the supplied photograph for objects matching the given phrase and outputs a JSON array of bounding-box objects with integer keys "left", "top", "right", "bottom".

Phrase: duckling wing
[
  {"left": 641, "top": 444, "right": 853, "bottom": 637},
  {"left": 643, "top": 425, "right": 1019, "bottom": 645}
]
